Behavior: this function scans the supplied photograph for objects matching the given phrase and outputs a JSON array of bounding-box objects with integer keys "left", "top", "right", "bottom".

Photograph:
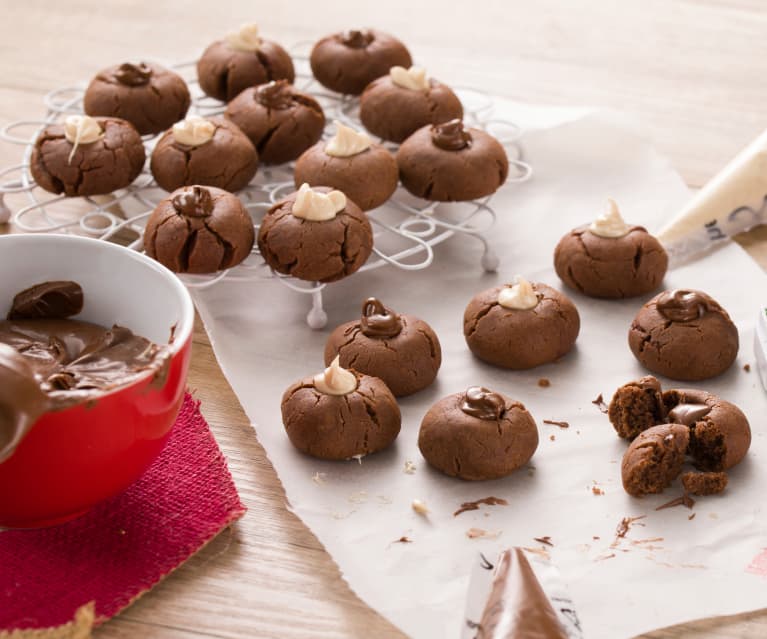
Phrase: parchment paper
[{"left": 191, "top": 103, "right": 767, "bottom": 639}]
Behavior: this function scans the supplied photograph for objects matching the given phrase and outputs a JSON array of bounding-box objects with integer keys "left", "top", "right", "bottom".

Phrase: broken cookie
[
  {"left": 681, "top": 471, "right": 728, "bottom": 495},
  {"left": 324, "top": 297, "right": 441, "bottom": 396},
  {"left": 150, "top": 115, "right": 258, "bottom": 193},
  {"left": 463, "top": 277, "right": 580, "bottom": 369},
  {"left": 281, "top": 356, "right": 401, "bottom": 460},
  {"left": 621, "top": 424, "right": 689, "bottom": 497},
  {"left": 144, "top": 185, "right": 254, "bottom": 273},
  {"left": 554, "top": 199, "right": 668, "bottom": 298},
  {"left": 30, "top": 115, "right": 145, "bottom": 197},
  {"left": 225, "top": 80, "right": 325, "bottom": 165},
  {"left": 628, "top": 289, "right": 739, "bottom": 381}
]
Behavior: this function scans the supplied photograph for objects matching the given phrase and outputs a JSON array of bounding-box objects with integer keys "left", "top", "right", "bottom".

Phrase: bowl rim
[{"left": 0, "top": 233, "right": 195, "bottom": 358}]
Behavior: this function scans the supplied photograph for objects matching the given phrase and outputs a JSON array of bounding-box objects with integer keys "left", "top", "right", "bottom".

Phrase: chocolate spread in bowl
[{"left": 0, "top": 281, "right": 171, "bottom": 462}]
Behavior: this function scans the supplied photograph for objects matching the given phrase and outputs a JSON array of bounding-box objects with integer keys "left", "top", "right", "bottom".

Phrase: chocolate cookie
[
  {"left": 359, "top": 68, "right": 463, "bottom": 143},
  {"left": 324, "top": 297, "right": 441, "bottom": 397},
  {"left": 197, "top": 24, "right": 295, "bottom": 102},
  {"left": 144, "top": 185, "right": 254, "bottom": 274},
  {"left": 554, "top": 199, "right": 668, "bottom": 298},
  {"left": 418, "top": 386, "right": 539, "bottom": 480},
  {"left": 628, "top": 289, "right": 739, "bottom": 381},
  {"left": 83, "top": 62, "right": 191, "bottom": 135},
  {"left": 281, "top": 357, "right": 401, "bottom": 460},
  {"left": 224, "top": 80, "right": 325, "bottom": 164},
  {"left": 310, "top": 29, "right": 412, "bottom": 95},
  {"left": 621, "top": 423, "right": 690, "bottom": 497},
  {"left": 150, "top": 116, "right": 258, "bottom": 193},
  {"left": 463, "top": 279, "right": 580, "bottom": 369},
  {"left": 608, "top": 376, "right": 666, "bottom": 439},
  {"left": 681, "top": 471, "right": 728, "bottom": 495},
  {"left": 293, "top": 121, "right": 398, "bottom": 211},
  {"left": 257, "top": 184, "right": 373, "bottom": 283},
  {"left": 30, "top": 115, "right": 145, "bottom": 197},
  {"left": 397, "top": 119, "right": 508, "bottom": 201}
]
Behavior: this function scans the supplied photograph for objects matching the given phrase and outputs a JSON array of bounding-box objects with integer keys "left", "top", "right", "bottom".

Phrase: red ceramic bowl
[{"left": 0, "top": 234, "right": 194, "bottom": 528}]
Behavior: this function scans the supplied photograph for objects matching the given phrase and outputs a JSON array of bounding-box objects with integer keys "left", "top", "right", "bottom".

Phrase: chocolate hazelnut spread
[
  {"left": 256, "top": 80, "right": 294, "bottom": 109},
  {"left": 360, "top": 297, "right": 402, "bottom": 338},
  {"left": 339, "top": 29, "right": 373, "bottom": 48},
  {"left": 114, "top": 62, "right": 152, "bottom": 86},
  {"left": 431, "top": 119, "right": 472, "bottom": 151},
  {"left": 476, "top": 548, "right": 568, "bottom": 639},
  {"left": 656, "top": 289, "right": 719, "bottom": 322},
  {"left": 461, "top": 386, "right": 505, "bottom": 420},
  {"left": 172, "top": 186, "right": 214, "bottom": 217},
  {"left": 667, "top": 403, "right": 712, "bottom": 425},
  {"left": 0, "top": 281, "right": 171, "bottom": 463}
]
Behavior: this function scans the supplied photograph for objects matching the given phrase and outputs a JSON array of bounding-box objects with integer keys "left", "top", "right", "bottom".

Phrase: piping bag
[
  {"left": 462, "top": 548, "right": 584, "bottom": 639},
  {"left": 656, "top": 128, "right": 767, "bottom": 391}
]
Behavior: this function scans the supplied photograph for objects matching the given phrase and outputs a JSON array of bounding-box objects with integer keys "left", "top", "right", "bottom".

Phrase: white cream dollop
[
  {"left": 313, "top": 355, "right": 358, "bottom": 396},
  {"left": 589, "top": 198, "right": 631, "bottom": 238},
  {"left": 497, "top": 276, "right": 539, "bottom": 310},
  {"left": 64, "top": 115, "right": 103, "bottom": 163},
  {"left": 325, "top": 120, "right": 371, "bottom": 158},
  {"left": 172, "top": 115, "right": 216, "bottom": 147},
  {"left": 390, "top": 65, "right": 429, "bottom": 91},
  {"left": 292, "top": 183, "right": 347, "bottom": 221},
  {"left": 225, "top": 23, "right": 261, "bottom": 52}
]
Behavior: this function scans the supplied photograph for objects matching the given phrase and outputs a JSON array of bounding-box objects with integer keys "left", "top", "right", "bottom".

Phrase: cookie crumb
[
  {"left": 454, "top": 496, "right": 509, "bottom": 517},
  {"left": 411, "top": 499, "right": 430, "bottom": 515},
  {"left": 592, "top": 485, "right": 605, "bottom": 496},
  {"left": 592, "top": 393, "right": 609, "bottom": 414},
  {"left": 538, "top": 378, "right": 551, "bottom": 387},
  {"left": 681, "top": 471, "right": 728, "bottom": 496},
  {"left": 312, "top": 472, "right": 327, "bottom": 485},
  {"left": 543, "top": 419, "right": 570, "bottom": 428},
  {"left": 744, "top": 363, "right": 751, "bottom": 372},
  {"left": 403, "top": 460, "right": 416, "bottom": 474},
  {"left": 688, "top": 513, "right": 696, "bottom": 521},
  {"left": 467, "top": 528, "right": 502, "bottom": 540},
  {"left": 534, "top": 536, "right": 554, "bottom": 546},
  {"left": 596, "top": 553, "right": 616, "bottom": 562},
  {"left": 592, "top": 536, "right": 600, "bottom": 540},
  {"left": 393, "top": 536, "right": 412, "bottom": 544},
  {"left": 549, "top": 434, "right": 556, "bottom": 441},
  {"left": 655, "top": 493, "right": 695, "bottom": 511},
  {"left": 615, "top": 515, "right": 646, "bottom": 540}
]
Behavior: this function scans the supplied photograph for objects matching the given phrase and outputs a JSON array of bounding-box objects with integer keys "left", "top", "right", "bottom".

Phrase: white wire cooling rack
[{"left": 0, "top": 49, "right": 532, "bottom": 328}]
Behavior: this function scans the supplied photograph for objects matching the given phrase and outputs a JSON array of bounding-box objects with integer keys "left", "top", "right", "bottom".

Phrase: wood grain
[{"left": 1, "top": 2, "right": 766, "bottom": 637}]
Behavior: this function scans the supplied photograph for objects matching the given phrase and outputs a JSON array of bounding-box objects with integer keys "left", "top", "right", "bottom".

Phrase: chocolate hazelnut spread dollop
[
  {"left": 114, "top": 62, "right": 152, "bottom": 86},
  {"left": 0, "top": 281, "right": 171, "bottom": 463},
  {"left": 461, "top": 386, "right": 505, "bottom": 420},
  {"left": 667, "top": 403, "right": 712, "bottom": 425},
  {"left": 172, "top": 186, "right": 214, "bottom": 217},
  {"left": 431, "top": 119, "right": 472, "bottom": 151},
  {"left": 656, "top": 289, "right": 719, "bottom": 322},
  {"left": 256, "top": 80, "right": 294, "bottom": 109},
  {"left": 339, "top": 29, "right": 373, "bottom": 48},
  {"left": 360, "top": 297, "right": 402, "bottom": 338}
]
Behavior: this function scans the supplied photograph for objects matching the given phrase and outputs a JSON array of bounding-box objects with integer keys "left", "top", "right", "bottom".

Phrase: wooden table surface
[{"left": 2, "top": 2, "right": 767, "bottom": 637}]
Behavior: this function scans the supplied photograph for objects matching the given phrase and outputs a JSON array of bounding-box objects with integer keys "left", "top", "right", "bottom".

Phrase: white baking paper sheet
[{"left": 191, "top": 103, "right": 767, "bottom": 639}]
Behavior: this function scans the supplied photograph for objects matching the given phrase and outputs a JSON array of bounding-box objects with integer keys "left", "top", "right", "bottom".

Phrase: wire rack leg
[
  {"left": 306, "top": 286, "right": 328, "bottom": 330},
  {"left": 478, "top": 234, "right": 500, "bottom": 272},
  {"left": 0, "top": 194, "right": 10, "bottom": 225}
]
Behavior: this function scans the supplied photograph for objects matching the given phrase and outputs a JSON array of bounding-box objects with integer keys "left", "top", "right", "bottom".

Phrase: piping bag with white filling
[
  {"left": 658, "top": 128, "right": 767, "bottom": 264},
  {"left": 462, "top": 548, "right": 584, "bottom": 639}
]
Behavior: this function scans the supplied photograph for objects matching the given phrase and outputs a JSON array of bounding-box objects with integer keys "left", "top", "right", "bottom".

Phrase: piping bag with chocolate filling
[{"left": 462, "top": 548, "right": 583, "bottom": 639}]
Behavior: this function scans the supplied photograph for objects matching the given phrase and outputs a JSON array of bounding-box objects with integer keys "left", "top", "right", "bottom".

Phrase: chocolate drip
[
  {"left": 172, "top": 186, "right": 214, "bottom": 217},
  {"left": 360, "top": 297, "right": 402, "bottom": 338},
  {"left": 339, "top": 29, "right": 373, "bottom": 48},
  {"left": 657, "top": 289, "right": 718, "bottom": 322},
  {"left": 431, "top": 119, "right": 471, "bottom": 151},
  {"left": 114, "top": 62, "right": 152, "bottom": 86},
  {"left": 8, "top": 281, "right": 84, "bottom": 320},
  {"left": 461, "top": 386, "right": 505, "bottom": 420},
  {"left": 668, "top": 403, "right": 711, "bottom": 426},
  {"left": 256, "top": 80, "right": 294, "bottom": 109}
]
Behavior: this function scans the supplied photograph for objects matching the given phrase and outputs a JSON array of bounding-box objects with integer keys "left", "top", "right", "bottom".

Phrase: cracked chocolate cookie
[
  {"left": 463, "top": 278, "right": 580, "bottom": 369},
  {"left": 150, "top": 115, "right": 258, "bottom": 193},
  {"left": 281, "top": 357, "right": 401, "bottom": 460},
  {"left": 324, "top": 297, "right": 441, "bottom": 397},
  {"left": 397, "top": 119, "right": 508, "bottom": 201},
  {"left": 554, "top": 199, "right": 668, "bottom": 298},
  {"left": 418, "top": 386, "right": 539, "bottom": 480},
  {"left": 628, "top": 289, "right": 739, "bottom": 380},
  {"left": 621, "top": 423, "right": 689, "bottom": 497},
  {"left": 293, "top": 121, "right": 398, "bottom": 211},
  {"left": 144, "top": 185, "right": 254, "bottom": 273},
  {"left": 197, "top": 23, "right": 295, "bottom": 102},
  {"left": 83, "top": 62, "right": 191, "bottom": 136},
  {"left": 681, "top": 471, "right": 728, "bottom": 495},
  {"left": 310, "top": 29, "right": 412, "bottom": 95},
  {"left": 359, "top": 67, "right": 463, "bottom": 143},
  {"left": 257, "top": 184, "right": 373, "bottom": 283},
  {"left": 608, "top": 375, "right": 666, "bottom": 439},
  {"left": 224, "top": 80, "right": 325, "bottom": 165},
  {"left": 30, "top": 115, "right": 145, "bottom": 197}
]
